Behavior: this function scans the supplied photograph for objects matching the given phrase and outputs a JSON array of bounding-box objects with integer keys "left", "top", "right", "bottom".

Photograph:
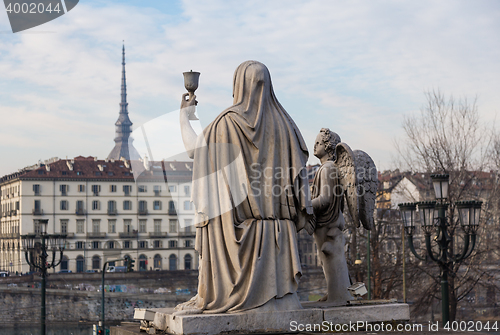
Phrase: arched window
[
  {"left": 184, "top": 254, "right": 192, "bottom": 270},
  {"left": 76, "top": 256, "right": 84, "bottom": 273},
  {"left": 154, "top": 254, "right": 162, "bottom": 269},
  {"left": 169, "top": 254, "right": 177, "bottom": 271},
  {"left": 139, "top": 254, "right": 147, "bottom": 271},
  {"left": 92, "top": 255, "right": 100, "bottom": 270},
  {"left": 60, "top": 256, "right": 69, "bottom": 270}
]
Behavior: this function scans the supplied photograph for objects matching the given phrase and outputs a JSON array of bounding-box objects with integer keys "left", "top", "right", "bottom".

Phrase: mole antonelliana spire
[{"left": 107, "top": 42, "right": 140, "bottom": 161}]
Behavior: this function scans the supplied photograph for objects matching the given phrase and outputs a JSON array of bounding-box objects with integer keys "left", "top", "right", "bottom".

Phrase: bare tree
[{"left": 395, "top": 89, "right": 495, "bottom": 321}]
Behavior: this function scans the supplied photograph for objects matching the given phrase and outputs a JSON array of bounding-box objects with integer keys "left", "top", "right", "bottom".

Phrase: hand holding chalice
[{"left": 181, "top": 70, "right": 200, "bottom": 120}]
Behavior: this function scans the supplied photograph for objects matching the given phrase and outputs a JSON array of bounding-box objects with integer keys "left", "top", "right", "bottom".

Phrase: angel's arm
[{"left": 311, "top": 165, "right": 335, "bottom": 214}]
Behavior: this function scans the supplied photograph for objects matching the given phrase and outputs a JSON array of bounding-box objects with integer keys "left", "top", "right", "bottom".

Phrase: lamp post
[
  {"left": 398, "top": 174, "right": 481, "bottom": 325},
  {"left": 21, "top": 219, "right": 66, "bottom": 335}
]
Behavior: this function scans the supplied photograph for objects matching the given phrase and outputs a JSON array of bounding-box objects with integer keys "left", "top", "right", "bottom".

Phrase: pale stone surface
[
  {"left": 137, "top": 303, "right": 409, "bottom": 335},
  {"left": 177, "top": 61, "right": 313, "bottom": 314},
  {"left": 309, "top": 129, "right": 378, "bottom": 305},
  {"left": 323, "top": 303, "right": 410, "bottom": 324}
]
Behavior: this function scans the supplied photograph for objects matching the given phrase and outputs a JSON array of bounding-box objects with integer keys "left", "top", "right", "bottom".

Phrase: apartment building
[{"left": 0, "top": 156, "right": 196, "bottom": 273}]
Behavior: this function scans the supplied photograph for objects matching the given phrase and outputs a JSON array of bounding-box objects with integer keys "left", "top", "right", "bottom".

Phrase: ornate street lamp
[
  {"left": 21, "top": 219, "right": 66, "bottom": 335},
  {"left": 398, "top": 174, "right": 481, "bottom": 325}
]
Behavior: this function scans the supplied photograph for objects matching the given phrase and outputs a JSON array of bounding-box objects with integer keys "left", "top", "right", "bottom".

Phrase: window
[
  {"left": 92, "top": 242, "right": 100, "bottom": 249},
  {"left": 60, "top": 220, "right": 68, "bottom": 234},
  {"left": 184, "top": 185, "right": 190, "bottom": 196},
  {"left": 139, "top": 220, "right": 147, "bottom": 233},
  {"left": 76, "top": 220, "right": 84, "bottom": 234},
  {"left": 92, "top": 200, "right": 100, "bottom": 210},
  {"left": 168, "top": 201, "right": 176, "bottom": 214},
  {"left": 153, "top": 240, "right": 162, "bottom": 248},
  {"left": 168, "top": 185, "right": 176, "bottom": 193},
  {"left": 123, "top": 185, "right": 132, "bottom": 195},
  {"left": 33, "top": 184, "right": 40, "bottom": 195},
  {"left": 76, "top": 241, "right": 84, "bottom": 249},
  {"left": 124, "top": 219, "right": 132, "bottom": 233},
  {"left": 154, "top": 219, "right": 162, "bottom": 233},
  {"left": 60, "top": 184, "right": 69, "bottom": 196},
  {"left": 110, "top": 185, "right": 117, "bottom": 192},
  {"left": 38, "top": 170, "right": 44, "bottom": 175},
  {"left": 139, "top": 241, "right": 147, "bottom": 249},
  {"left": 108, "top": 220, "right": 116, "bottom": 233},
  {"left": 92, "top": 219, "right": 100, "bottom": 233},
  {"left": 124, "top": 241, "right": 131, "bottom": 249},
  {"left": 184, "top": 254, "right": 192, "bottom": 270},
  {"left": 91, "top": 185, "right": 101, "bottom": 196},
  {"left": 76, "top": 200, "right": 84, "bottom": 212},
  {"left": 184, "top": 221, "right": 192, "bottom": 232},
  {"left": 138, "top": 185, "right": 147, "bottom": 193},
  {"left": 34, "top": 200, "right": 41, "bottom": 212},
  {"left": 169, "top": 220, "right": 177, "bottom": 233},
  {"left": 92, "top": 255, "right": 100, "bottom": 269},
  {"left": 123, "top": 200, "right": 132, "bottom": 210},
  {"left": 34, "top": 220, "right": 41, "bottom": 234},
  {"left": 153, "top": 201, "right": 162, "bottom": 210},
  {"left": 154, "top": 254, "right": 162, "bottom": 269},
  {"left": 108, "top": 241, "right": 115, "bottom": 249},
  {"left": 154, "top": 185, "right": 161, "bottom": 195},
  {"left": 169, "top": 254, "right": 177, "bottom": 270},
  {"left": 185, "top": 240, "right": 192, "bottom": 248},
  {"left": 78, "top": 185, "right": 85, "bottom": 192},
  {"left": 108, "top": 201, "right": 117, "bottom": 214},
  {"left": 184, "top": 201, "right": 193, "bottom": 210},
  {"left": 139, "top": 201, "right": 147, "bottom": 213},
  {"left": 60, "top": 200, "right": 68, "bottom": 210},
  {"left": 76, "top": 171, "right": 82, "bottom": 175},
  {"left": 168, "top": 240, "right": 177, "bottom": 248}
]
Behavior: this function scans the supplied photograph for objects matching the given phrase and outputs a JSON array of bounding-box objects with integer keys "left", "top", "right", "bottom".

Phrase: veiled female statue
[
  {"left": 310, "top": 128, "right": 377, "bottom": 306},
  {"left": 176, "top": 61, "right": 313, "bottom": 314}
]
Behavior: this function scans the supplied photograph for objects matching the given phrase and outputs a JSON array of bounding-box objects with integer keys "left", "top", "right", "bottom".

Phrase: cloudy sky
[{"left": 0, "top": 0, "right": 499, "bottom": 177}]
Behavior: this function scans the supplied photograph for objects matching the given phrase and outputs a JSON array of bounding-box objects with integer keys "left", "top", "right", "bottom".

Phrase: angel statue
[{"left": 308, "top": 128, "right": 377, "bottom": 306}]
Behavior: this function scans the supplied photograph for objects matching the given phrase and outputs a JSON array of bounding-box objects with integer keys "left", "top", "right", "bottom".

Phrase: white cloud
[{"left": 0, "top": 0, "right": 499, "bottom": 175}]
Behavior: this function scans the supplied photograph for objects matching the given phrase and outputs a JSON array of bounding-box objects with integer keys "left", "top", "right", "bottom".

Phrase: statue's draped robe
[{"left": 189, "top": 61, "right": 313, "bottom": 313}]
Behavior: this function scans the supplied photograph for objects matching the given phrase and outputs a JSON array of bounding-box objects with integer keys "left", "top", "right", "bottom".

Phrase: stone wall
[{"left": 0, "top": 268, "right": 327, "bottom": 325}]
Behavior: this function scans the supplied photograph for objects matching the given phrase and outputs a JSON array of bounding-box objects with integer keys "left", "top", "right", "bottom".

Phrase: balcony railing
[
  {"left": 149, "top": 232, "right": 168, "bottom": 238},
  {"left": 168, "top": 209, "right": 177, "bottom": 215},
  {"left": 86, "top": 232, "right": 106, "bottom": 238},
  {"left": 139, "top": 209, "right": 148, "bottom": 216},
  {"left": 119, "top": 231, "right": 138, "bottom": 238},
  {"left": 64, "top": 233, "right": 75, "bottom": 238},
  {"left": 75, "top": 209, "right": 86, "bottom": 216},
  {"left": 178, "top": 231, "right": 196, "bottom": 237},
  {"left": 32, "top": 209, "right": 43, "bottom": 215},
  {"left": 107, "top": 209, "right": 117, "bottom": 216},
  {"left": 10, "top": 210, "right": 18, "bottom": 217},
  {"left": 0, "top": 233, "right": 20, "bottom": 239}
]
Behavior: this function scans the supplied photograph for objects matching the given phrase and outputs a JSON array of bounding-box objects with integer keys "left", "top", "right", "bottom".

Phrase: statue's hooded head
[
  {"left": 319, "top": 128, "right": 341, "bottom": 161},
  {"left": 230, "top": 61, "right": 277, "bottom": 128}
]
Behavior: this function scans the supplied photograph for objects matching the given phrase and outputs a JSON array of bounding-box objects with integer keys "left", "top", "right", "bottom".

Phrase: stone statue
[
  {"left": 309, "top": 128, "right": 377, "bottom": 306},
  {"left": 176, "top": 61, "right": 313, "bottom": 314}
]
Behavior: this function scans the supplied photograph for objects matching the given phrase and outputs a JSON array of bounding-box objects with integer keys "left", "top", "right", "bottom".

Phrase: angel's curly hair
[{"left": 319, "top": 128, "right": 341, "bottom": 160}]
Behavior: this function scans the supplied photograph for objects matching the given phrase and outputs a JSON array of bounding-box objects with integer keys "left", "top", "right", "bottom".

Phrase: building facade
[{"left": 0, "top": 156, "right": 196, "bottom": 274}]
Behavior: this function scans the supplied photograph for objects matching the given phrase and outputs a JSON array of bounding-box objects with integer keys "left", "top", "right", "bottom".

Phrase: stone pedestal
[{"left": 130, "top": 302, "right": 409, "bottom": 335}]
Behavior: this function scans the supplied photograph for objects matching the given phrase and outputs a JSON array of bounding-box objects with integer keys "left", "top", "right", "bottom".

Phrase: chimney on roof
[{"left": 66, "top": 161, "right": 73, "bottom": 171}]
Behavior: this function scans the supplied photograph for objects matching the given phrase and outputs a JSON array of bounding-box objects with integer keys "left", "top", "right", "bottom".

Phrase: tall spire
[
  {"left": 107, "top": 42, "right": 140, "bottom": 161},
  {"left": 120, "top": 43, "right": 127, "bottom": 114}
]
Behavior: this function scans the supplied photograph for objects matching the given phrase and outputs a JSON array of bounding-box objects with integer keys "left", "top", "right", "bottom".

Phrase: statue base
[{"left": 123, "top": 302, "right": 409, "bottom": 335}]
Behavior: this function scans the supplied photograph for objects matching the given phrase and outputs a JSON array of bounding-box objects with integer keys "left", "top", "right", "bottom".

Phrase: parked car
[
  {"left": 58, "top": 269, "right": 72, "bottom": 274},
  {"left": 86, "top": 269, "right": 97, "bottom": 273},
  {"left": 106, "top": 266, "right": 116, "bottom": 273},
  {"left": 114, "top": 266, "right": 127, "bottom": 273},
  {"left": 0, "top": 271, "right": 9, "bottom": 277}
]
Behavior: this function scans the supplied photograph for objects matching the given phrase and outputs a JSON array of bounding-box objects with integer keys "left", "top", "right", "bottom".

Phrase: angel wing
[
  {"left": 353, "top": 150, "right": 378, "bottom": 230},
  {"left": 335, "top": 143, "right": 359, "bottom": 227},
  {"left": 335, "top": 144, "right": 378, "bottom": 230}
]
